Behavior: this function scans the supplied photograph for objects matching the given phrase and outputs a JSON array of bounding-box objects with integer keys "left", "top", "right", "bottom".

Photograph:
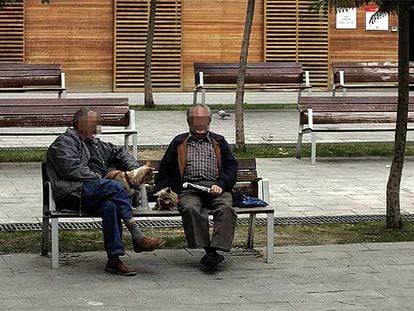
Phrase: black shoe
[
  {"left": 200, "top": 252, "right": 225, "bottom": 269},
  {"left": 214, "top": 252, "right": 225, "bottom": 265}
]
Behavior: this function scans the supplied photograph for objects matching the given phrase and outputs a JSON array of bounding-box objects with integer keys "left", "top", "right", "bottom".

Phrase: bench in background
[
  {"left": 296, "top": 96, "right": 414, "bottom": 164},
  {"left": 332, "top": 61, "right": 414, "bottom": 96},
  {"left": 0, "top": 98, "right": 138, "bottom": 158},
  {"left": 193, "top": 62, "right": 311, "bottom": 105},
  {"left": 0, "top": 63, "right": 66, "bottom": 98},
  {"left": 41, "top": 158, "right": 274, "bottom": 268}
]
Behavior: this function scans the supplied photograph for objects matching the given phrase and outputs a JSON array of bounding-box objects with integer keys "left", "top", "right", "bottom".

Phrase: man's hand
[{"left": 211, "top": 184, "right": 223, "bottom": 196}]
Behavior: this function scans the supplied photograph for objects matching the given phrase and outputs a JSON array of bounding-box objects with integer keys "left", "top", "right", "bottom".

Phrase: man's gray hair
[{"left": 186, "top": 104, "right": 211, "bottom": 117}]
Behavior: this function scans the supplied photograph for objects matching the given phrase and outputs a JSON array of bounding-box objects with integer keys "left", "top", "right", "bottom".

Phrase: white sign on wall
[
  {"left": 336, "top": 8, "right": 357, "bottom": 29},
  {"left": 366, "top": 5, "right": 388, "bottom": 31}
]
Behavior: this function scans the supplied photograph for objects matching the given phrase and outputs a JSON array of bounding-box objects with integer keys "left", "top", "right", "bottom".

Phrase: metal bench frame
[{"left": 41, "top": 162, "right": 274, "bottom": 268}]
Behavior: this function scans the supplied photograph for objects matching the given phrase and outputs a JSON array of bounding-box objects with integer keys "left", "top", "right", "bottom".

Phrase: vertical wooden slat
[
  {"left": 0, "top": 1, "right": 24, "bottom": 63},
  {"left": 265, "top": 0, "right": 328, "bottom": 88},
  {"left": 298, "top": 0, "right": 328, "bottom": 87},
  {"left": 114, "top": 0, "right": 181, "bottom": 91}
]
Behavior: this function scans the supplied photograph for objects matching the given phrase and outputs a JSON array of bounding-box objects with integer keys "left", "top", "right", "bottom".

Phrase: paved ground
[{"left": 2, "top": 243, "right": 414, "bottom": 310}]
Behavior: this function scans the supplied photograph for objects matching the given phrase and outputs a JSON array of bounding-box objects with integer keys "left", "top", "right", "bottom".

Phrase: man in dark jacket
[
  {"left": 156, "top": 104, "right": 238, "bottom": 269},
  {"left": 47, "top": 108, "right": 165, "bottom": 276}
]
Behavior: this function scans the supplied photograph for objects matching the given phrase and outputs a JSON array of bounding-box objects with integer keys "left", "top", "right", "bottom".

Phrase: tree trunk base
[
  {"left": 144, "top": 99, "right": 155, "bottom": 108},
  {"left": 386, "top": 217, "right": 403, "bottom": 229}
]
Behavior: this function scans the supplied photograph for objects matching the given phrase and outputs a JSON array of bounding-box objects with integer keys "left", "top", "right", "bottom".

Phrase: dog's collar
[
  {"left": 124, "top": 171, "right": 135, "bottom": 188},
  {"left": 111, "top": 170, "right": 135, "bottom": 188}
]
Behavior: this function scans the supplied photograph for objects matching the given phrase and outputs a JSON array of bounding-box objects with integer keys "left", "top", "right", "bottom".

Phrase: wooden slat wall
[
  {"left": 24, "top": 0, "right": 113, "bottom": 92},
  {"left": 265, "top": 0, "right": 328, "bottom": 88},
  {"left": 114, "top": 0, "right": 181, "bottom": 91},
  {"left": 181, "top": 0, "right": 263, "bottom": 91},
  {"left": 329, "top": 6, "right": 398, "bottom": 87},
  {"left": 0, "top": 1, "right": 24, "bottom": 62}
]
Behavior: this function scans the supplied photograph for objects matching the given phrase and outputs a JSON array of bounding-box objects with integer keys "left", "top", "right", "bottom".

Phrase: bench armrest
[
  {"left": 195, "top": 71, "right": 204, "bottom": 89},
  {"left": 258, "top": 178, "right": 270, "bottom": 202},
  {"left": 44, "top": 181, "right": 56, "bottom": 213}
]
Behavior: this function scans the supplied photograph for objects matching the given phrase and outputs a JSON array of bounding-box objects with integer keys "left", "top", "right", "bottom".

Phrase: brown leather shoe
[
  {"left": 105, "top": 258, "right": 137, "bottom": 276},
  {"left": 133, "top": 236, "right": 166, "bottom": 253}
]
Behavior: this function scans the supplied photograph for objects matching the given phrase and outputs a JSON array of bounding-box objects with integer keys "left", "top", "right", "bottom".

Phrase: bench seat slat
[{"left": 47, "top": 206, "right": 274, "bottom": 218}]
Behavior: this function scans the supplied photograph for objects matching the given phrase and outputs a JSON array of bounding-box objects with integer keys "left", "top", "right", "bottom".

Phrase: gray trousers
[{"left": 178, "top": 190, "right": 237, "bottom": 252}]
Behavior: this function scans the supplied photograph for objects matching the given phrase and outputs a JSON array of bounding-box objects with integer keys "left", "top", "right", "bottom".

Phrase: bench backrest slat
[
  {"left": 299, "top": 96, "right": 414, "bottom": 106},
  {"left": 333, "top": 62, "right": 414, "bottom": 84},
  {"left": 0, "top": 63, "right": 64, "bottom": 87},
  {"left": 194, "top": 62, "right": 304, "bottom": 84},
  {"left": 0, "top": 98, "right": 130, "bottom": 127}
]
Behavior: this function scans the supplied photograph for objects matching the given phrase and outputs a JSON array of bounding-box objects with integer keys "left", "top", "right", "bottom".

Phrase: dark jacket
[
  {"left": 156, "top": 132, "right": 238, "bottom": 193},
  {"left": 46, "top": 128, "right": 139, "bottom": 204}
]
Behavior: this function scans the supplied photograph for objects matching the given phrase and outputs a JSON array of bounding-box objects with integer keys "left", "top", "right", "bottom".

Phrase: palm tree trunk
[
  {"left": 235, "top": 0, "right": 255, "bottom": 152},
  {"left": 386, "top": 2, "right": 410, "bottom": 229},
  {"left": 144, "top": 0, "right": 156, "bottom": 108}
]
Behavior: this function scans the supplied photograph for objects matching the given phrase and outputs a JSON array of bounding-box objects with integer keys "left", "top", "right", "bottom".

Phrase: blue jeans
[{"left": 81, "top": 179, "right": 133, "bottom": 259}]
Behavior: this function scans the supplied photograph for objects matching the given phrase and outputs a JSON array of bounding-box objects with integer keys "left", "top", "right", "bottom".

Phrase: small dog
[
  {"left": 153, "top": 187, "right": 179, "bottom": 211},
  {"left": 105, "top": 163, "right": 154, "bottom": 196}
]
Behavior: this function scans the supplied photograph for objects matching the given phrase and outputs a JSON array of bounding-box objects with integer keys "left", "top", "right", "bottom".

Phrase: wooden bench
[
  {"left": 332, "top": 61, "right": 414, "bottom": 96},
  {"left": 296, "top": 96, "right": 414, "bottom": 164},
  {"left": 41, "top": 158, "right": 274, "bottom": 268},
  {"left": 193, "top": 62, "right": 312, "bottom": 105},
  {"left": 0, "top": 63, "right": 66, "bottom": 98},
  {"left": 0, "top": 98, "right": 138, "bottom": 158}
]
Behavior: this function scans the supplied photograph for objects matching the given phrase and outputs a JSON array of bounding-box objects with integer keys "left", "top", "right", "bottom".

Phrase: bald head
[{"left": 187, "top": 104, "right": 211, "bottom": 139}]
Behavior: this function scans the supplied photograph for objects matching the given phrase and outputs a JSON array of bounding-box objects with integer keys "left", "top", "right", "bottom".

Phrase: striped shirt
[{"left": 183, "top": 133, "right": 219, "bottom": 182}]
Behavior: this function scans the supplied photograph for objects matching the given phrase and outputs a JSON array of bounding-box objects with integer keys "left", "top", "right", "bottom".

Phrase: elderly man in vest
[{"left": 156, "top": 104, "right": 238, "bottom": 269}]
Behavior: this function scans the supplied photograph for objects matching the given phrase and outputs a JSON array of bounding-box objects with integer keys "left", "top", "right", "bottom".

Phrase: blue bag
[{"left": 233, "top": 190, "right": 268, "bottom": 208}]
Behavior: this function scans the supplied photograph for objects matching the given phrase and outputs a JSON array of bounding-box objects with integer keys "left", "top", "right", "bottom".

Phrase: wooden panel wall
[
  {"left": 265, "top": 0, "right": 329, "bottom": 88},
  {"left": 181, "top": 0, "right": 263, "bottom": 91},
  {"left": 0, "top": 1, "right": 24, "bottom": 62},
  {"left": 114, "top": 0, "right": 181, "bottom": 91},
  {"left": 24, "top": 0, "right": 113, "bottom": 92},
  {"left": 329, "top": 6, "right": 398, "bottom": 86}
]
